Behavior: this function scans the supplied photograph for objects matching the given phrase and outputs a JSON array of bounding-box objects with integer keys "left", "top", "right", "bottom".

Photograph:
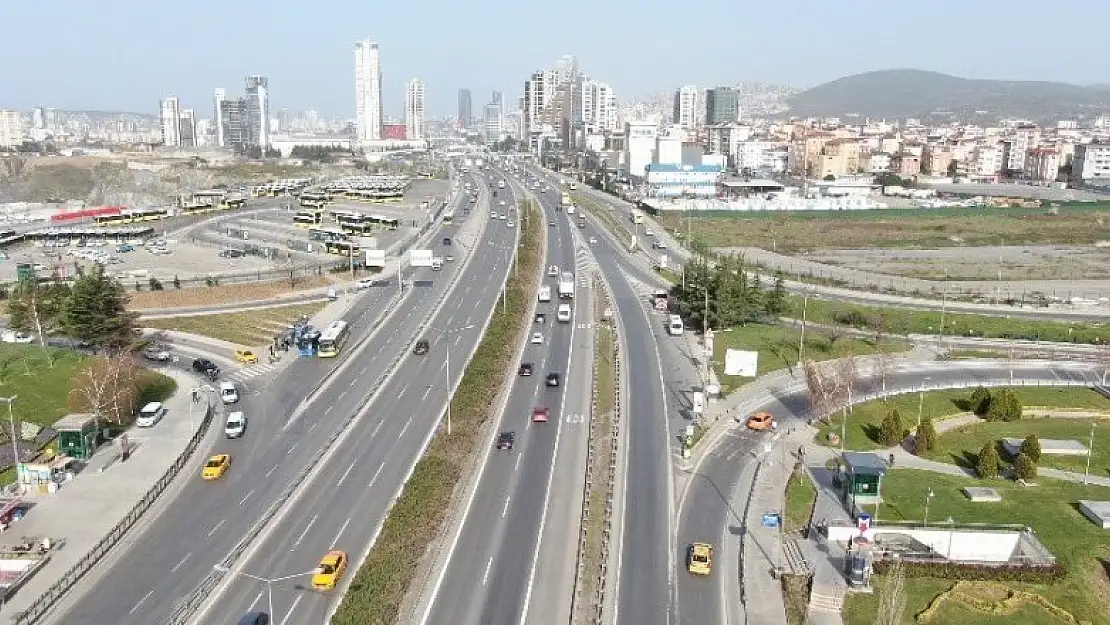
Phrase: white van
[
  {"left": 538, "top": 285, "right": 552, "bottom": 302},
  {"left": 667, "top": 314, "right": 684, "bottom": 336},
  {"left": 220, "top": 381, "right": 240, "bottom": 404},
  {"left": 557, "top": 304, "right": 572, "bottom": 323},
  {"left": 136, "top": 402, "right": 166, "bottom": 427},
  {"left": 225, "top": 411, "right": 247, "bottom": 439}
]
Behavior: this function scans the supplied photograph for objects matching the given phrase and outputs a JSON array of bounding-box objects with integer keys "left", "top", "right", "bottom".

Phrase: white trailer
[{"left": 558, "top": 272, "right": 575, "bottom": 299}]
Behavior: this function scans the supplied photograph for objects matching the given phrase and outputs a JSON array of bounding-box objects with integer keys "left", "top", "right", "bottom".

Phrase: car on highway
[
  {"left": 556, "top": 304, "right": 572, "bottom": 322},
  {"left": 220, "top": 381, "right": 240, "bottom": 404},
  {"left": 531, "top": 406, "right": 550, "bottom": 423},
  {"left": 356, "top": 277, "right": 376, "bottom": 290},
  {"left": 499, "top": 200, "right": 506, "bottom": 206},
  {"left": 235, "top": 348, "right": 259, "bottom": 364},
  {"left": 225, "top": 412, "right": 247, "bottom": 439},
  {"left": 202, "top": 454, "right": 232, "bottom": 480},
  {"left": 507, "top": 220, "right": 515, "bottom": 227},
  {"left": 653, "top": 240, "right": 667, "bottom": 250},
  {"left": 519, "top": 363, "right": 534, "bottom": 376},
  {"left": 496, "top": 431, "right": 515, "bottom": 451},
  {"left": 442, "top": 237, "right": 451, "bottom": 246},
  {"left": 549, "top": 220, "right": 555, "bottom": 227},
  {"left": 547, "top": 265, "right": 559, "bottom": 277},
  {"left": 413, "top": 339, "right": 430, "bottom": 355},
  {"left": 746, "top": 412, "right": 776, "bottom": 431},
  {"left": 589, "top": 236, "right": 598, "bottom": 245},
  {"left": 312, "top": 550, "right": 349, "bottom": 591},
  {"left": 530, "top": 332, "right": 544, "bottom": 345},
  {"left": 136, "top": 402, "right": 166, "bottom": 428},
  {"left": 687, "top": 542, "right": 713, "bottom": 575},
  {"left": 235, "top": 613, "right": 269, "bottom": 625},
  {"left": 534, "top": 313, "right": 546, "bottom": 324},
  {"left": 490, "top": 211, "right": 497, "bottom": 218},
  {"left": 498, "top": 213, "right": 506, "bottom": 220},
  {"left": 545, "top": 372, "right": 560, "bottom": 387}
]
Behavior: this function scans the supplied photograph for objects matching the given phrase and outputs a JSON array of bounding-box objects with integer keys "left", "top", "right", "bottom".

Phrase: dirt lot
[
  {"left": 806, "top": 244, "right": 1110, "bottom": 281},
  {"left": 129, "top": 275, "right": 339, "bottom": 310}
]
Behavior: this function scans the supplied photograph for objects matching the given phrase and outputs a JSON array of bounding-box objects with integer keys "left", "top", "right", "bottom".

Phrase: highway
[
  {"left": 50, "top": 174, "right": 509, "bottom": 625},
  {"left": 674, "top": 360, "right": 1106, "bottom": 625},
  {"left": 419, "top": 178, "right": 591, "bottom": 625}
]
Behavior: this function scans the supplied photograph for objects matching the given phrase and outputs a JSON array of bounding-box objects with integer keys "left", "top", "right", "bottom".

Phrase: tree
[
  {"left": 764, "top": 274, "right": 787, "bottom": 318},
  {"left": 976, "top": 442, "right": 1000, "bottom": 479},
  {"left": 67, "top": 353, "right": 142, "bottom": 425},
  {"left": 915, "top": 417, "right": 937, "bottom": 454},
  {"left": 986, "top": 388, "right": 1022, "bottom": 422},
  {"left": 822, "top": 174, "right": 836, "bottom": 181},
  {"left": 1020, "top": 434, "right": 1042, "bottom": 463},
  {"left": 1014, "top": 452, "right": 1038, "bottom": 480},
  {"left": 61, "top": 264, "right": 137, "bottom": 347},
  {"left": 879, "top": 409, "right": 904, "bottom": 447},
  {"left": 873, "top": 557, "right": 906, "bottom": 625},
  {"left": 6, "top": 277, "right": 71, "bottom": 335},
  {"left": 968, "top": 386, "right": 992, "bottom": 416}
]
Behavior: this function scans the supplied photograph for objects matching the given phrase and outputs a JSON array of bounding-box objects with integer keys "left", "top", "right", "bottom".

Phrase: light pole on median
[
  {"left": 212, "top": 565, "right": 320, "bottom": 624},
  {"left": 0, "top": 396, "right": 18, "bottom": 479},
  {"left": 429, "top": 324, "right": 475, "bottom": 435},
  {"left": 916, "top": 377, "right": 931, "bottom": 428}
]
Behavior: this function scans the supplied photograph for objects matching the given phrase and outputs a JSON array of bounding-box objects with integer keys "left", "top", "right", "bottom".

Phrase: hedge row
[
  {"left": 872, "top": 558, "right": 1067, "bottom": 584},
  {"left": 331, "top": 200, "right": 543, "bottom": 625}
]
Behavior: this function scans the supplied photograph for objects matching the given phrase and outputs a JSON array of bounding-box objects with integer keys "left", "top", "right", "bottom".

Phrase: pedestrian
[
  {"left": 798, "top": 445, "right": 806, "bottom": 460},
  {"left": 889, "top": 452, "right": 895, "bottom": 466}
]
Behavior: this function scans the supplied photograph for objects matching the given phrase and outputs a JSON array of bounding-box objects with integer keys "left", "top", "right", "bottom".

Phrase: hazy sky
[{"left": 4, "top": 0, "right": 1108, "bottom": 118}]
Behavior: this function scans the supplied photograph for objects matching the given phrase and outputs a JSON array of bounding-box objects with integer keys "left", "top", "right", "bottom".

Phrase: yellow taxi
[
  {"left": 687, "top": 542, "right": 713, "bottom": 575},
  {"left": 235, "top": 349, "right": 259, "bottom": 364},
  {"left": 201, "top": 454, "right": 232, "bottom": 480},
  {"left": 312, "top": 550, "right": 348, "bottom": 591}
]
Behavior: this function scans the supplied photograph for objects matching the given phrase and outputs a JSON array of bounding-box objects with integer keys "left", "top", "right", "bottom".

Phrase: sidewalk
[{"left": 0, "top": 367, "right": 216, "bottom": 621}]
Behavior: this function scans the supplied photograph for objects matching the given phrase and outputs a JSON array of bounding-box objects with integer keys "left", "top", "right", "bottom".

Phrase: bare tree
[
  {"left": 837, "top": 356, "right": 860, "bottom": 415},
  {"left": 874, "top": 353, "right": 895, "bottom": 398},
  {"left": 68, "top": 352, "right": 142, "bottom": 425},
  {"left": 804, "top": 359, "right": 838, "bottom": 423},
  {"left": 873, "top": 558, "right": 906, "bottom": 625}
]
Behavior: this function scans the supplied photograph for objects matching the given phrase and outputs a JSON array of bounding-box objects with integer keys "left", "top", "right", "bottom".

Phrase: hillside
[{"left": 787, "top": 69, "right": 1110, "bottom": 120}]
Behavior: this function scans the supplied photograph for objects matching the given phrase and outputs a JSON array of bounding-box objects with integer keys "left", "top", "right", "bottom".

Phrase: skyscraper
[
  {"left": 245, "top": 75, "right": 270, "bottom": 148},
  {"left": 705, "top": 87, "right": 740, "bottom": 125},
  {"left": 213, "top": 88, "right": 226, "bottom": 147},
  {"left": 355, "top": 39, "right": 383, "bottom": 143},
  {"left": 457, "top": 89, "right": 472, "bottom": 129},
  {"left": 219, "top": 98, "right": 250, "bottom": 152},
  {"left": 178, "top": 109, "right": 197, "bottom": 148},
  {"left": 492, "top": 90, "right": 502, "bottom": 106},
  {"left": 673, "top": 85, "right": 699, "bottom": 129},
  {"left": 160, "top": 96, "right": 181, "bottom": 147},
  {"left": 406, "top": 78, "right": 425, "bottom": 141}
]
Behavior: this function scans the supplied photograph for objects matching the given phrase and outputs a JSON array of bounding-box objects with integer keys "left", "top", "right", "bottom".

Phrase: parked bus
[
  {"left": 667, "top": 314, "right": 684, "bottom": 336},
  {"left": 317, "top": 320, "right": 350, "bottom": 358},
  {"left": 325, "top": 239, "right": 362, "bottom": 256},
  {"left": 293, "top": 209, "right": 323, "bottom": 227},
  {"left": 308, "top": 227, "right": 348, "bottom": 242}
]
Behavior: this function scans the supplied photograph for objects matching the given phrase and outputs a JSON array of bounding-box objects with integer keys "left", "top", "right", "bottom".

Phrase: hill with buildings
[{"left": 787, "top": 69, "right": 1110, "bottom": 121}]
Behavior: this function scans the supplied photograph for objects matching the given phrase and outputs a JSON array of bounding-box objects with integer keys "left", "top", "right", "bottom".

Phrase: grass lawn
[
  {"left": 816, "top": 387, "right": 1110, "bottom": 451},
  {"left": 0, "top": 344, "right": 88, "bottom": 429},
  {"left": 143, "top": 302, "right": 326, "bottom": 347},
  {"left": 711, "top": 323, "right": 909, "bottom": 394},
  {"left": 843, "top": 469, "right": 1110, "bottom": 625},
  {"left": 924, "top": 417, "right": 1110, "bottom": 478},
  {"left": 783, "top": 468, "right": 816, "bottom": 536}
]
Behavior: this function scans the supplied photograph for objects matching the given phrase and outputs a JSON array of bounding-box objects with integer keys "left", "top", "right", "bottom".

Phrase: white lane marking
[
  {"left": 288, "top": 441, "right": 299, "bottom": 454},
  {"left": 335, "top": 517, "right": 352, "bottom": 544},
  {"left": 398, "top": 385, "right": 408, "bottom": 398},
  {"left": 482, "top": 556, "right": 494, "bottom": 586},
  {"left": 207, "top": 519, "right": 225, "bottom": 537},
  {"left": 280, "top": 595, "right": 303, "bottom": 625},
  {"left": 369, "top": 462, "right": 384, "bottom": 488},
  {"left": 371, "top": 420, "right": 384, "bottom": 438},
  {"left": 398, "top": 416, "right": 413, "bottom": 440},
  {"left": 292, "top": 514, "right": 318, "bottom": 548},
  {"left": 336, "top": 461, "right": 357, "bottom": 487},
  {"left": 249, "top": 590, "right": 263, "bottom": 610},
  {"left": 358, "top": 366, "right": 367, "bottom": 375},
  {"left": 421, "top": 386, "right": 432, "bottom": 400},
  {"left": 309, "top": 421, "right": 319, "bottom": 432},
  {"left": 129, "top": 590, "right": 154, "bottom": 615},
  {"left": 239, "top": 490, "right": 255, "bottom": 506},
  {"left": 265, "top": 465, "right": 278, "bottom": 478},
  {"left": 338, "top": 390, "right": 347, "bottom": 400},
  {"left": 455, "top": 334, "right": 462, "bottom": 345},
  {"left": 502, "top": 496, "right": 511, "bottom": 518},
  {"left": 514, "top": 453, "right": 522, "bottom": 472},
  {"left": 324, "top": 405, "right": 333, "bottom": 414},
  {"left": 171, "top": 552, "right": 192, "bottom": 573}
]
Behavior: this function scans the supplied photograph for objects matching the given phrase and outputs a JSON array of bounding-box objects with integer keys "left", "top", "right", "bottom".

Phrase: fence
[{"left": 13, "top": 401, "right": 216, "bottom": 625}]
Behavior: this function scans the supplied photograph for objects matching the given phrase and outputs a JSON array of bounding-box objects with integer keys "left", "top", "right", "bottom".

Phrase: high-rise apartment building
[
  {"left": 492, "top": 90, "right": 502, "bottom": 106},
  {"left": 178, "top": 109, "right": 197, "bottom": 148},
  {"left": 219, "top": 99, "right": 250, "bottom": 152},
  {"left": 31, "top": 108, "right": 44, "bottom": 130},
  {"left": 213, "top": 88, "right": 227, "bottom": 147},
  {"left": 582, "top": 80, "right": 618, "bottom": 132},
  {"left": 355, "top": 39, "right": 384, "bottom": 143},
  {"left": 457, "top": 89, "right": 472, "bottom": 129},
  {"left": 406, "top": 78, "right": 426, "bottom": 141},
  {"left": 245, "top": 75, "right": 270, "bottom": 148},
  {"left": 484, "top": 102, "right": 503, "bottom": 143},
  {"left": 673, "top": 85, "right": 699, "bottom": 129},
  {"left": 705, "top": 87, "right": 740, "bottom": 125},
  {"left": 160, "top": 96, "right": 181, "bottom": 147},
  {"left": 0, "top": 110, "right": 24, "bottom": 148}
]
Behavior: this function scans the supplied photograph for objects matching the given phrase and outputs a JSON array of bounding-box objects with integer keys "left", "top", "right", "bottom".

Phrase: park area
[{"left": 143, "top": 302, "right": 326, "bottom": 347}]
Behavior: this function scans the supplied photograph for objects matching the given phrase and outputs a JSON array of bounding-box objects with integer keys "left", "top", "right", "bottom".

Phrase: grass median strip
[
  {"left": 143, "top": 302, "right": 326, "bottom": 347},
  {"left": 330, "top": 201, "right": 542, "bottom": 625}
]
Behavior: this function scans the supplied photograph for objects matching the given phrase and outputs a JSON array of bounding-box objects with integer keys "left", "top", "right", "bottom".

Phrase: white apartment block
[
  {"left": 625, "top": 121, "right": 658, "bottom": 179},
  {"left": 970, "top": 144, "right": 1004, "bottom": 181},
  {"left": 355, "top": 39, "right": 384, "bottom": 143},
  {"left": 673, "top": 85, "right": 699, "bottom": 129},
  {"left": 1074, "top": 143, "right": 1110, "bottom": 181},
  {"left": 581, "top": 80, "right": 617, "bottom": 132},
  {"left": 213, "top": 88, "right": 226, "bottom": 147},
  {"left": 405, "top": 78, "right": 425, "bottom": 140},
  {"left": 0, "top": 110, "right": 24, "bottom": 148},
  {"left": 160, "top": 96, "right": 181, "bottom": 147},
  {"left": 1004, "top": 125, "right": 1040, "bottom": 172},
  {"left": 734, "top": 141, "right": 787, "bottom": 173}
]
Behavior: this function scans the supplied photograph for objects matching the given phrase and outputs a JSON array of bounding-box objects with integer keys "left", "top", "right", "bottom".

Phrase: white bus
[
  {"left": 667, "top": 315, "right": 684, "bottom": 336},
  {"left": 317, "top": 320, "right": 350, "bottom": 357}
]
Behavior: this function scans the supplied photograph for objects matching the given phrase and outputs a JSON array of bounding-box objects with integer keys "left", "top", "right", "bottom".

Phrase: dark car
[
  {"left": 519, "top": 363, "right": 534, "bottom": 376},
  {"left": 236, "top": 612, "right": 270, "bottom": 625},
  {"left": 442, "top": 237, "right": 452, "bottom": 246},
  {"left": 534, "top": 313, "right": 546, "bottom": 324},
  {"left": 413, "top": 339, "right": 430, "bottom": 355},
  {"left": 192, "top": 358, "right": 219, "bottom": 378},
  {"left": 496, "top": 431, "right": 515, "bottom": 451},
  {"left": 545, "top": 372, "right": 560, "bottom": 387}
]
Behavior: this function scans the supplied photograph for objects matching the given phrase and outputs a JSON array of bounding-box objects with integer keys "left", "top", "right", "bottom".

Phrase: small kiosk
[
  {"left": 16, "top": 452, "right": 76, "bottom": 495},
  {"left": 840, "top": 452, "right": 888, "bottom": 517},
  {"left": 54, "top": 413, "right": 103, "bottom": 460}
]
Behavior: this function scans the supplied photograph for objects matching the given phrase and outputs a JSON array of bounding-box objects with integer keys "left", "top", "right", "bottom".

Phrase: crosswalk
[
  {"left": 574, "top": 247, "right": 597, "bottom": 287},
  {"left": 225, "top": 362, "right": 278, "bottom": 382}
]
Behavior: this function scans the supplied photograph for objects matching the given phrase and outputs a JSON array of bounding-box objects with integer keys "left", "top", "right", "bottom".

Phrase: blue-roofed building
[{"left": 644, "top": 163, "right": 724, "bottom": 199}]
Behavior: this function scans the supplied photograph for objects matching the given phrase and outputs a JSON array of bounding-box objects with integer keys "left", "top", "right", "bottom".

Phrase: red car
[{"left": 531, "top": 406, "right": 550, "bottom": 423}]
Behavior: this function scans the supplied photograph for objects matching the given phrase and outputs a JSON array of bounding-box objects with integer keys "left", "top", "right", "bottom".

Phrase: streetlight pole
[
  {"left": 212, "top": 565, "right": 319, "bottom": 623},
  {"left": 432, "top": 324, "right": 474, "bottom": 436},
  {"left": 924, "top": 489, "right": 935, "bottom": 526},
  {"left": 917, "top": 377, "right": 931, "bottom": 428},
  {"left": 1085, "top": 421, "right": 1098, "bottom": 484},
  {"left": 798, "top": 291, "right": 810, "bottom": 365},
  {"left": 0, "top": 396, "right": 18, "bottom": 480}
]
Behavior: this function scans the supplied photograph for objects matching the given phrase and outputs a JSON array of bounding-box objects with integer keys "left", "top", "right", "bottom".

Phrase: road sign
[{"left": 410, "top": 249, "right": 433, "bottom": 267}]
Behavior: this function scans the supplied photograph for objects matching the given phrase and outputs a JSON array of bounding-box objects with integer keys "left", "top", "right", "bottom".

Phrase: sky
[{"left": 4, "top": 0, "right": 1109, "bottom": 119}]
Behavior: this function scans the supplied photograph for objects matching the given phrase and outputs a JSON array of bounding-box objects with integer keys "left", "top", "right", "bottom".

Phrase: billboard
[
  {"left": 724, "top": 349, "right": 759, "bottom": 377},
  {"left": 365, "top": 249, "right": 386, "bottom": 268},
  {"left": 410, "top": 249, "right": 433, "bottom": 267}
]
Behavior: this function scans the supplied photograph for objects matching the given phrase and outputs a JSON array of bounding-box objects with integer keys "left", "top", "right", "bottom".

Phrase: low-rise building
[
  {"left": 1074, "top": 143, "right": 1110, "bottom": 183},
  {"left": 1024, "top": 147, "right": 1061, "bottom": 182},
  {"left": 644, "top": 163, "right": 723, "bottom": 198}
]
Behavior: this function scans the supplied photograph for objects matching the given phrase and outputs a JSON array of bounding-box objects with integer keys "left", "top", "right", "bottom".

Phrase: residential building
[
  {"left": 813, "top": 139, "right": 862, "bottom": 178},
  {"left": 673, "top": 85, "right": 699, "bottom": 129},
  {"left": 405, "top": 78, "right": 425, "bottom": 141},
  {"left": 355, "top": 39, "right": 384, "bottom": 143},
  {"left": 160, "top": 96, "right": 181, "bottom": 147},
  {"left": 492, "top": 90, "right": 502, "bottom": 106},
  {"left": 1024, "top": 147, "right": 1060, "bottom": 182},
  {"left": 1073, "top": 143, "right": 1110, "bottom": 182},
  {"left": 582, "top": 80, "right": 618, "bottom": 132},
  {"left": 0, "top": 110, "right": 23, "bottom": 148},
  {"left": 923, "top": 145, "right": 954, "bottom": 176},
  {"left": 178, "top": 109, "right": 197, "bottom": 148},
  {"left": 624, "top": 121, "right": 658, "bottom": 178},
  {"left": 704, "top": 87, "right": 740, "bottom": 125},
  {"left": 245, "top": 75, "right": 270, "bottom": 148},
  {"left": 861, "top": 152, "right": 892, "bottom": 174},
  {"left": 1002, "top": 124, "right": 1041, "bottom": 174},
  {"left": 644, "top": 163, "right": 723, "bottom": 198},
  {"left": 484, "top": 102, "right": 503, "bottom": 142},
  {"left": 892, "top": 152, "right": 921, "bottom": 177},
  {"left": 965, "top": 144, "right": 1004, "bottom": 182},
  {"left": 734, "top": 140, "right": 788, "bottom": 174},
  {"left": 219, "top": 98, "right": 250, "bottom": 152},
  {"left": 213, "top": 88, "right": 226, "bottom": 147},
  {"left": 705, "top": 123, "right": 753, "bottom": 167},
  {"left": 457, "top": 89, "right": 472, "bottom": 129},
  {"left": 31, "top": 108, "right": 44, "bottom": 130}
]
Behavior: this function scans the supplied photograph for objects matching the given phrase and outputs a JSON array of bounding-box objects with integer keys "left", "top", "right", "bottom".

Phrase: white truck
[
  {"left": 558, "top": 272, "right": 575, "bottom": 299},
  {"left": 538, "top": 284, "right": 552, "bottom": 302}
]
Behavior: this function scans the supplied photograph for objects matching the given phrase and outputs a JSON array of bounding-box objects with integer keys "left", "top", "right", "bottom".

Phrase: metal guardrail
[{"left": 13, "top": 401, "right": 216, "bottom": 625}]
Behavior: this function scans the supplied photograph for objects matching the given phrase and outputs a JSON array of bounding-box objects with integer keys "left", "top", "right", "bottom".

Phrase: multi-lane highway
[
  {"left": 675, "top": 360, "right": 1106, "bottom": 625},
  {"left": 49, "top": 174, "right": 513, "bottom": 625},
  {"left": 419, "top": 177, "right": 593, "bottom": 625}
]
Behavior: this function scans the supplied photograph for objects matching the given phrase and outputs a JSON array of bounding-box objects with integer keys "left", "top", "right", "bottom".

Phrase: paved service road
[
  {"left": 674, "top": 360, "right": 1105, "bottom": 625},
  {"left": 181, "top": 177, "right": 519, "bottom": 625},
  {"left": 50, "top": 176, "right": 500, "bottom": 625},
  {"left": 420, "top": 176, "right": 592, "bottom": 625}
]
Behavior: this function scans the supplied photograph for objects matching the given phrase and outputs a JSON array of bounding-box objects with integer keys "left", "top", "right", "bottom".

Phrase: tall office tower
[
  {"left": 0, "top": 110, "right": 23, "bottom": 148},
  {"left": 178, "top": 108, "right": 197, "bottom": 148},
  {"left": 32, "top": 107, "right": 44, "bottom": 130},
  {"left": 219, "top": 98, "right": 250, "bottom": 152},
  {"left": 245, "top": 75, "right": 270, "bottom": 148},
  {"left": 484, "top": 102, "right": 503, "bottom": 143},
  {"left": 457, "top": 88, "right": 472, "bottom": 129},
  {"left": 160, "top": 96, "right": 181, "bottom": 147},
  {"left": 213, "top": 88, "right": 227, "bottom": 147},
  {"left": 355, "top": 39, "right": 384, "bottom": 143},
  {"left": 492, "top": 90, "right": 502, "bottom": 106},
  {"left": 277, "top": 108, "right": 291, "bottom": 133},
  {"left": 673, "top": 85, "right": 699, "bottom": 129},
  {"left": 406, "top": 78, "right": 426, "bottom": 140},
  {"left": 704, "top": 87, "right": 740, "bottom": 125}
]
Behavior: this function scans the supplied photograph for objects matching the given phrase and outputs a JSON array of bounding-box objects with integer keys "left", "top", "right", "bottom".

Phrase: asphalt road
[
  {"left": 674, "top": 360, "right": 1106, "bottom": 625},
  {"left": 420, "top": 175, "right": 593, "bottom": 625},
  {"left": 50, "top": 174, "right": 505, "bottom": 625}
]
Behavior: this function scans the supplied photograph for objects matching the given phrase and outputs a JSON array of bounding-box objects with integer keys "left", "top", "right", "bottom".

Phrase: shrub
[
  {"left": 969, "top": 386, "right": 992, "bottom": 416},
  {"left": 985, "top": 388, "right": 1022, "bottom": 422},
  {"left": 976, "top": 442, "right": 1000, "bottom": 479},
  {"left": 879, "top": 409, "right": 904, "bottom": 446},
  {"left": 915, "top": 417, "right": 937, "bottom": 454},
  {"left": 1014, "top": 452, "right": 1037, "bottom": 480},
  {"left": 872, "top": 559, "right": 1066, "bottom": 584},
  {"left": 1020, "top": 434, "right": 1042, "bottom": 463}
]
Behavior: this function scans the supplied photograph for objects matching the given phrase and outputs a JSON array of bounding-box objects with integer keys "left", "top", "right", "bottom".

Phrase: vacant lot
[
  {"left": 656, "top": 205, "right": 1110, "bottom": 252},
  {"left": 143, "top": 302, "right": 326, "bottom": 346},
  {"left": 129, "top": 276, "right": 337, "bottom": 310}
]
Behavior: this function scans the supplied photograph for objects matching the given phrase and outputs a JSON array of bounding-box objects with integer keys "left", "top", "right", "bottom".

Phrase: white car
[
  {"left": 136, "top": 402, "right": 166, "bottom": 428},
  {"left": 224, "top": 411, "right": 247, "bottom": 438},
  {"left": 490, "top": 211, "right": 497, "bottom": 218},
  {"left": 356, "top": 277, "right": 376, "bottom": 290},
  {"left": 499, "top": 200, "right": 506, "bottom": 206},
  {"left": 530, "top": 332, "right": 544, "bottom": 345},
  {"left": 507, "top": 221, "right": 515, "bottom": 227},
  {"left": 547, "top": 265, "right": 559, "bottom": 277},
  {"left": 589, "top": 236, "right": 598, "bottom": 245},
  {"left": 219, "top": 381, "right": 240, "bottom": 405},
  {"left": 499, "top": 214, "right": 506, "bottom": 220}
]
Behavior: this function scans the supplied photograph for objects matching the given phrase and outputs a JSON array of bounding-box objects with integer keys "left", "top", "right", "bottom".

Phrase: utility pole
[{"left": 798, "top": 291, "right": 810, "bottom": 365}]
